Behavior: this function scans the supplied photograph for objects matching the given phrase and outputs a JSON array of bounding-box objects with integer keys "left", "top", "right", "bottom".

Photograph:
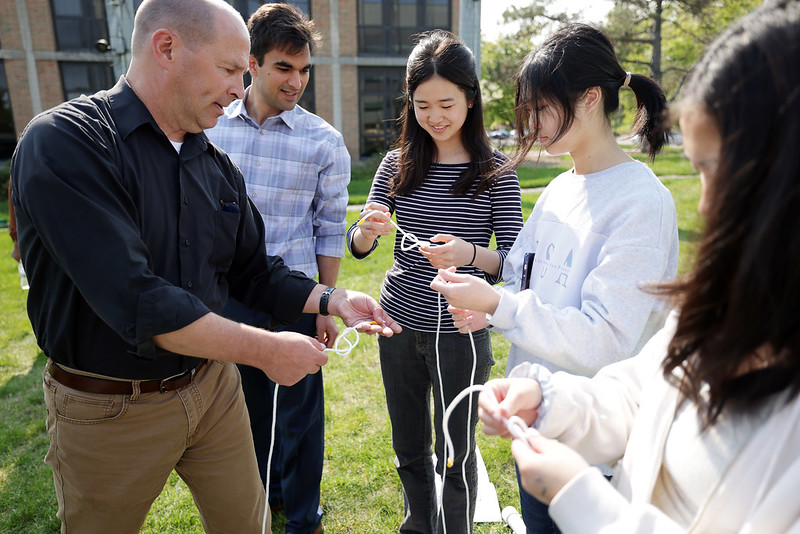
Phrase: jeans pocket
[{"left": 45, "top": 373, "right": 128, "bottom": 424}]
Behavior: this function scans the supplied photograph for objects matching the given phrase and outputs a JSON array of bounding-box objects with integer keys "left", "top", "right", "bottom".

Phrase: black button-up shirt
[{"left": 11, "top": 77, "right": 316, "bottom": 379}]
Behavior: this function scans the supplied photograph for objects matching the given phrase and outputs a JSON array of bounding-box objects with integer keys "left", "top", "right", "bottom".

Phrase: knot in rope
[
  {"left": 324, "top": 326, "right": 361, "bottom": 356},
  {"left": 359, "top": 209, "right": 429, "bottom": 251}
]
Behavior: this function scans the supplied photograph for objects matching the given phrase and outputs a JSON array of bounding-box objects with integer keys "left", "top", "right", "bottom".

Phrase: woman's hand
[
  {"left": 430, "top": 267, "right": 501, "bottom": 314},
  {"left": 355, "top": 202, "right": 393, "bottom": 242},
  {"left": 478, "top": 377, "right": 542, "bottom": 437},
  {"left": 449, "top": 306, "right": 489, "bottom": 334},
  {"left": 512, "top": 429, "right": 590, "bottom": 505},
  {"left": 419, "top": 234, "right": 473, "bottom": 269}
]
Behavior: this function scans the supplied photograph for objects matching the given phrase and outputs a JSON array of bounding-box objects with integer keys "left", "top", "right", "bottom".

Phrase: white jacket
[{"left": 532, "top": 312, "right": 800, "bottom": 533}]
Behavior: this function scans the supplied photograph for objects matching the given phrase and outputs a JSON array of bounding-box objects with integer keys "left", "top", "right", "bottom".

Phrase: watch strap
[{"left": 320, "top": 286, "right": 336, "bottom": 316}]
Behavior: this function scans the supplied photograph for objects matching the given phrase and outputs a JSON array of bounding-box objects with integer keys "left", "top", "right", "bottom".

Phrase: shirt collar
[
  {"left": 225, "top": 87, "right": 298, "bottom": 130},
  {"left": 108, "top": 75, "right": 209, "bottom": 155}
]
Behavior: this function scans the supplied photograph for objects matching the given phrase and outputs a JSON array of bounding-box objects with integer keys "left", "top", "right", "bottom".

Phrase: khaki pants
[{"left": 43, "top": 359, "right": 269, "bottom": 534}]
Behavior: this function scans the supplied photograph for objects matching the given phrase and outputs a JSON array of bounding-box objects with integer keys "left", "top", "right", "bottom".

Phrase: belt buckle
[{"left": 158, "top": 366, "right": 197, "bottom": 394}]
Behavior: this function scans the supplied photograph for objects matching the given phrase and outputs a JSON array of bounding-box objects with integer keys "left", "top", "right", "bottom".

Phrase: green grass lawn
[{"left": 0, "top": 162, "right": 701, "bottom": 533}]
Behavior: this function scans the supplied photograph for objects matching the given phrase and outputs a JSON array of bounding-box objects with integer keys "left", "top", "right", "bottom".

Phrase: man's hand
[
  {"left": 316, "top": 314, "right": 339, "bottom": 348},
  {"left": 327, "top": 288, "right": 402, "bottom": 337},
  {"left": 263, "top": 330, "right": 329, "bottom": 385}
]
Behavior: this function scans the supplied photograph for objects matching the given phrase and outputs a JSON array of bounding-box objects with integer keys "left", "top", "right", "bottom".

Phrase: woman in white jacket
[
  {"left": 470, "top": 2, "right": 800, "bottom": 532},
  {"left": 431, "top": 22, "right": 679, "bottom": 534}
]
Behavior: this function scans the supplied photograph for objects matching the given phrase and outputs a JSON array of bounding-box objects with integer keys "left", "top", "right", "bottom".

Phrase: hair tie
[{"left": 622, "top": 72, "right": 632, "bottom": 88}]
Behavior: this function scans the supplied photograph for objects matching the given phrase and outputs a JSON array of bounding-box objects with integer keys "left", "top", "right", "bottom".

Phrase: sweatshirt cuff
[
  {"left": 507, "top": 362, "right": 555, "bottom": 431},
  {"left": 487, "top": 287, "right": 516, "bottom": 330}
]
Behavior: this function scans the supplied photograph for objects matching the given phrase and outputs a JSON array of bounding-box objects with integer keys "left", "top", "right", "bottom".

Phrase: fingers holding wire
[
  {"left": 448, "top": 305, "right": 489, "bottom": 334},
  {"left": 357, "top": 206, "right": 394, "bottom": 241}
]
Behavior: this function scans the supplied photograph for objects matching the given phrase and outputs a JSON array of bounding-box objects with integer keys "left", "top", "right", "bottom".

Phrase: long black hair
[
  {"left": 391, "top": 30, "right": 495, "bottom": 198},
  {"left": 658, "top": 0, "right": 800, "bottom": 427},
  {"left": 511, "top": 23, "right": 669, "bottom": 166}
]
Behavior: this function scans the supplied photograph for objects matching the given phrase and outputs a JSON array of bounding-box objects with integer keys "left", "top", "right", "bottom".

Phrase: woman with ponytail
[{"left": 431, "top": 22, "right": 679, "bottom": 533}]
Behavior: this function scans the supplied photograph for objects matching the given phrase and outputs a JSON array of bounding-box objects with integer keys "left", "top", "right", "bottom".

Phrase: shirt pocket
[{"left": 211, "top": 205, "right": 240, "bottom": 271}]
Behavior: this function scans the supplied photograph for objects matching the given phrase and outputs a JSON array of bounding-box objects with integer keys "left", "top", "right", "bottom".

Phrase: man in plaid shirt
[{"left": 206, "top": 4, "right": 349, "bottom": 533}]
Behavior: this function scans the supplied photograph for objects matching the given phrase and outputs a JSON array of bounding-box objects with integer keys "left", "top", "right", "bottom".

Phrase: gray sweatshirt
[{"left": 490, "top": 161, "right": 679, "bottom": 377}]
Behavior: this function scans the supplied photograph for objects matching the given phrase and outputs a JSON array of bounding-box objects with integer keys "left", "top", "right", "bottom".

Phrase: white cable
[
  {"left": 324, "top": 325, "right": 361, "bottom": 356},
  {"left": 262, "top": 385, "right": 280, "bottom": 534},
  {"left": 443, "top": 385, "right": 534, "bottom": 465},
  {"left": 261, "top": 326, "right": 363, "bottom": 534},
  {"left": 358, "top": 209, "right": 431, "bottom": 251},
  {"left": 434, "top": 293, "right": 478, "bottom": 534},
  {"left": 434, "top": 292, "right": 448, "bottom": 517}
]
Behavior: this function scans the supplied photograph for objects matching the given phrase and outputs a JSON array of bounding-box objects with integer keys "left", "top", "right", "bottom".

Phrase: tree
[
  {"left": 480, "top": 0, "right": 574, "bottom": 129},
  {"left": 606, "top": 0, "right": 764, "bottom": 101},
  {"left": 481, "top": 0, "right": 764, "bottom": 133}
]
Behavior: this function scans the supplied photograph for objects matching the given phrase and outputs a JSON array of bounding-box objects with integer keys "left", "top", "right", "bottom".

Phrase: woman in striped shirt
[{"left": 348, "top": 30, "right": 523, "bottom": 534}]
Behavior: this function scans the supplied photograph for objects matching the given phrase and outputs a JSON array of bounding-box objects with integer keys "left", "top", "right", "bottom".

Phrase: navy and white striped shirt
[{"left": 348, "top": 149, "right": 523, "bottom": 333}]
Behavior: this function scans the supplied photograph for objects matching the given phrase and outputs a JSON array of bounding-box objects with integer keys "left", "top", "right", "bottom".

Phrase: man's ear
[
  {"left": 151, "top": 28, "right": 177, "bottom": 68},
  {"left": 248, "top": 55, "right": 259, "bottom": 77}
]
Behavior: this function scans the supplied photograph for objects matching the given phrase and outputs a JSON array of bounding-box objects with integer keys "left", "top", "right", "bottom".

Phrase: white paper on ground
[{"left": 432, "top": 446, "right": 502, "bottom": 523}]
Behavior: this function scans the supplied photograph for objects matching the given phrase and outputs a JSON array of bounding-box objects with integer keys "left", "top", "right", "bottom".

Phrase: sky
[{"left": 480, "top": 0, "right": 615, "bottom": 42}]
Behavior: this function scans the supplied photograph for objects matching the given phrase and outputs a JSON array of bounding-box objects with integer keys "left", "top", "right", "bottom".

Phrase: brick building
[{"left": 0, "top": 0, "right": 481, "bottom": 160}]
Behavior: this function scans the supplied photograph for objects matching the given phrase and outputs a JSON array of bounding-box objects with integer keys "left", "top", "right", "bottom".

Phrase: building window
[
  {"left": 358, "top": 0, "right": 451, "bottom": 56},
  {"left": 60, "top": 62, "right": 114, "bottom": 100},
  {"left": 359, "top": 67, "right": 405, "bottom": 157},
  {"left": 232, "top": 0, "right": 315, "bottom": 113},
  {"left": 51, "top": 0, "right": 114, "bottom": 99},
  {"left": 51, "top": 0, "right": 110, "bottom": 51},
  {"left": 0, "top": 61, "right": 16, "bottom": 158}
]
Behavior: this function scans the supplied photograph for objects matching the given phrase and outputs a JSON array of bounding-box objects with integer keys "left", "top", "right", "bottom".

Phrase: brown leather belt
[{"left": 47, "top": 360, "right": 208, "bottom": 395}]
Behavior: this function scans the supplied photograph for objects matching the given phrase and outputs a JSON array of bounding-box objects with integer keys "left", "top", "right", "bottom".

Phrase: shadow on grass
[{"left": 0, "top": 351, "right": 60, "bottom": 534}]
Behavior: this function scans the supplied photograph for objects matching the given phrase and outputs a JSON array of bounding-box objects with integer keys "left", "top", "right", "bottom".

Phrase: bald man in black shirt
[{"left": 10, "top": 0, "right": 399, "bottom": 531}]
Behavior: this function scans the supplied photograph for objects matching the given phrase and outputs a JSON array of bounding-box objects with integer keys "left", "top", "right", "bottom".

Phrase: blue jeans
[
  {"left": 379, "top": 328, "right": 494, "bottom": 534},
  {"left": 224, "top": 298, "right": 323, "bottom": 534},
  {"left": 517, "top": 464, "right": 560, "bottom": 534}
]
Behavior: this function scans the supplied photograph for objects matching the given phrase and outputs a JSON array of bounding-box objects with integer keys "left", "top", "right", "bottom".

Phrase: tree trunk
[{"left": 651, "top": 0, "right": 663, "bottom": 82}]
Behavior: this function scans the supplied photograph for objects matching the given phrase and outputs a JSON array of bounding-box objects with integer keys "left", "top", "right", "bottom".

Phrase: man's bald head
[{"left": 131, "top": 0, "right": 244, "bottom": 54}]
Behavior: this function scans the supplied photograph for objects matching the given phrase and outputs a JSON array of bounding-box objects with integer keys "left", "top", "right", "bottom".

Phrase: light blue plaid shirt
[{"left": 206, "top": 90, "right": 350, "bottom": 279}]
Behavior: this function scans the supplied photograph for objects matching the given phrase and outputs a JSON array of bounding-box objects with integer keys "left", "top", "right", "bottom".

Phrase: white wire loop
[
  {"left": 442, "top": 385, "right": 535, "bottom": 469},
  {"left": 263, "top": 326, "right": 363, "bottom": 533},
  {"left": 358, "top": 209, "right": 430, "bottom": 251},
  {"left": 324, "top": 325, "right": 361, "bottom": 356}
]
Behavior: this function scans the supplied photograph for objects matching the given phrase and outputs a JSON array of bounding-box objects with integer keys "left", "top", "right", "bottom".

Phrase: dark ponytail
[
  {"left": 625, "top": 73, "right": 670, "bottom": 160},
  {"left": 511, "top": 22, "right": 670, "bottom": 166}
]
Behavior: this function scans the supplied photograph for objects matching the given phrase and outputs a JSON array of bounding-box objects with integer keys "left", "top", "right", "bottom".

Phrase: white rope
[
  {"left": 261, "top": 326, "right": 363, "bottom": 534},
  {"left": 324, "top": 325, "right": 361, "bottom": 356},
  {"left": 443, "top": 384, "right": 533, "bottom": 459},
  {"left": 262, "top": 385, "right": 280, "bottom": 534},
  {"left": 358, "top": 209, "right": 431, "bottom": 251},
  {"left": 434, "top": 293, "right": 478, "bottom": 534}
]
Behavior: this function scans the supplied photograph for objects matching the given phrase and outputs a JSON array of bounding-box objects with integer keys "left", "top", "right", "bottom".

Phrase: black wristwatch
[{"left": 319, "top": 286, "right": 336, "bottom": 316}]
